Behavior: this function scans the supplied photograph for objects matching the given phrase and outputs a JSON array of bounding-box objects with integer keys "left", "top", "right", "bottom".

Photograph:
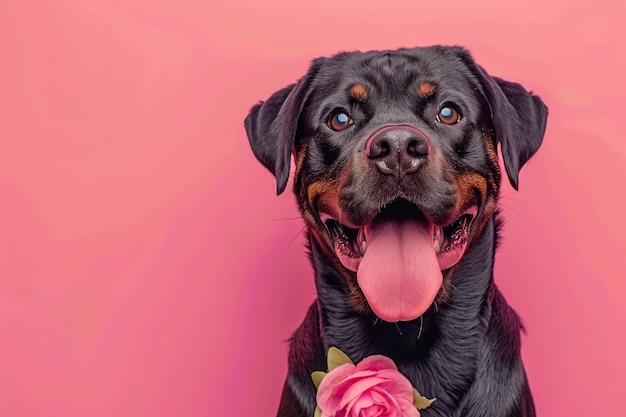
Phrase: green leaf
[
  {"left": 311, "top": 371, "right": 327, "bottom": 389},
  {"left": 413, "top": 387, "right": 436, "bottom": 410},
  {"left": 327, "top": 347, "right": 353, "bottom": 371},
  {"left": 314, "top": 406, "right": 322, "bottom": 417}
]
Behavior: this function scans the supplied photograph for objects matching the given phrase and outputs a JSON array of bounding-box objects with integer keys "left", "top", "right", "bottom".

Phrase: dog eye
[
  {"left": 437, "top": 106, "right": 461, "bottom": 125},
  {"left": 328, "top": 111, "right": 354, "bottom": 131}
]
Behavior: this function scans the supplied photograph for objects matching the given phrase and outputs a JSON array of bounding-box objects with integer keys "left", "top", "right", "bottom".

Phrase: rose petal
[
  {"left": 317, "top": 363, "right": 357, "bottom": 412},
  {"left": 337, "top": 377, "right": 388, "bottom": 409},
  {"left": 337, "top": 369, "right": 379, "bottom": 385},
  {"left": 333, "top": 370, "right": 381, "bottom": 396},
  {"left": 373, "top": 369, "right": 414, "bottom": 400},
  {"left": 369, "top": 388, "right": 386, "bottom": 404},
  {"left": 346, "top": 391, "right": 385, "bottom": 417},
  {"left": 320, "top": 370, "right": 382, "bottom": 414},
  {"left": 361, "top": 404, "right": 385, "bottom": 417},
  {"left": 356, "top": 355, "right": 398, "bottom": 373},
  {"left": 370, "top": 387, "right": 400, "bottom": 417},
  {"left": 344, "top": 390, "right": 374, "bottom": 416}
]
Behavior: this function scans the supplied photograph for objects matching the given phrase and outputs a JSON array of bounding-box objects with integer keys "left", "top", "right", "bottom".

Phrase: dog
[{"left": 244, "top": 46, "right": 547, "bottom": 417}]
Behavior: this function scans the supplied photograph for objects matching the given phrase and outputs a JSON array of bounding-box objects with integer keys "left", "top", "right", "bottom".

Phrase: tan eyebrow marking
[
  {"left": 348, "top": 84, "right": 368, "bottom": 101},
  {"left": 417, "top": 82, "right": 436, "bottom": 99}
]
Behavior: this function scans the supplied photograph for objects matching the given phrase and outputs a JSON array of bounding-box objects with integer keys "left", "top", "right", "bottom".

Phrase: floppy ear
[
  {"left": 244, "top": 59, "right": 323, "bottom": 195},
  {"left": 479, "top": 72, "right": 548, "bottom": 190},
  {"left": 455, "top": 48, "right": 548, "bottom": 190}
]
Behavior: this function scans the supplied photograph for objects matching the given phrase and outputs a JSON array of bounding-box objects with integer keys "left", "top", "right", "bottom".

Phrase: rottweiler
[{"left": 244, "top": 46, "right": 547, "bottom": 417}]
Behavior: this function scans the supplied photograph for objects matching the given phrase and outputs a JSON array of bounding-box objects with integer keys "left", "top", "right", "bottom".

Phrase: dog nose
[{"left": 365, "top": 126, "right": 430, "bottom": 176}]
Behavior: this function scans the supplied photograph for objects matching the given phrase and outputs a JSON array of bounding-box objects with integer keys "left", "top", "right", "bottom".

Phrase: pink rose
[{"left": 316, "top": 355, "right": 420, "bottom": 417}]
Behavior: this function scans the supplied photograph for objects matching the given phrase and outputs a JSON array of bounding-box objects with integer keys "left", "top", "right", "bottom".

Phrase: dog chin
[{"left": 321, "top": 200, "right": 477, "bottom": 322}]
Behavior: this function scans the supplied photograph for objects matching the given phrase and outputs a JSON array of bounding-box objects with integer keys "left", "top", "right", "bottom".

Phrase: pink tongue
[{"left": 357, "top": 217, "right": 442, "bottom": 322}]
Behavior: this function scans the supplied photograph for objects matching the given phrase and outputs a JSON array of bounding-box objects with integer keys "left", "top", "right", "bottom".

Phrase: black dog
[{"left": 244, "top": 46, "right": 547, "bottom": 417}]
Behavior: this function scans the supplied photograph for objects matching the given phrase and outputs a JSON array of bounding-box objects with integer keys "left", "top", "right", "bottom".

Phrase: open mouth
[
  {"left": 321, "top": 199, "right": 477, "bottom": 322},
  {"left": 323, "top": 199, "right": 477, "bottom": 271}
]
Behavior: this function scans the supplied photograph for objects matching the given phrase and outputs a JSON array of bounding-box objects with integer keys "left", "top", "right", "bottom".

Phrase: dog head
[{"left": 244, "top": 46, "right": 547, "bottom": 323}]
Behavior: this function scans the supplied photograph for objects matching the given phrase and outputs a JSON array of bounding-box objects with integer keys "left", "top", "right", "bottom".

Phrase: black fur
[{"left": 244, "top": 46, "right": 547, "bottom": 417}]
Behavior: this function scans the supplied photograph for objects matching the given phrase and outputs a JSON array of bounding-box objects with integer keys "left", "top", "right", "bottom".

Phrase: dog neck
[{"left": 309, "top": 215, "right": 500, "bottom": 365}]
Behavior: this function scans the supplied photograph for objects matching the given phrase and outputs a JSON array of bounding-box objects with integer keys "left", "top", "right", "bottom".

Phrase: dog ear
[
  {"left": 244, "top": 59, "right": 324, "bottom": 195},
  {"left": 480, "top": 73, "right": 548, "bottom": 190},
  {"left": 454, "top": 48, "right": 548, "bottom": 190}
]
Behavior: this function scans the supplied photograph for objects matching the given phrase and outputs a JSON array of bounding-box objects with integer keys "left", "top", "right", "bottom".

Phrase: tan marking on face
[
  {"left": 294, "top": 142, "right": 308, "bottom": 179},
  {"left": 304, "top": 159, "right": 352, "bottom": 219},
  {"left": 349, "top": 84, "right": 368, "bottom": 101},
  {"left": 455, "top": 172, "right": 488, "bottom": 212},
  {"left": 483, "top": 134, "right": 501, "bottom": 198},
  {"left": 484, "top": 135, "right": 500, "bottom": 169},
  {"left": 307, "top": 179, "right": 340, "bottom": 209},
  {"left": 417, "top": 82, "right": 436, "bottom": 99}
]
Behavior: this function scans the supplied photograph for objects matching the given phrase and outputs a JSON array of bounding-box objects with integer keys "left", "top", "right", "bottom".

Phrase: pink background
[{"left": 1, "top": 0, "right": 624, "bottom": 416}]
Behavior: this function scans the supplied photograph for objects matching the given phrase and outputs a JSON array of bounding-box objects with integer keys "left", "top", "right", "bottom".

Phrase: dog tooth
[
  {"left": 361, "top": 239, "right": 368, "bottom": 255},
  {"left": 433, "top": 226, "right": 443, "bottom": 252},
  {"left": 357, "top": 227, "right": 366, "bottom": 243}
]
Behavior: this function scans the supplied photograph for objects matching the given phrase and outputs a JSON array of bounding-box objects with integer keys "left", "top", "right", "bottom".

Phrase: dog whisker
[
  {"left": 500, "top": 193, "right": 531, "bottom": 203},
  {"left": 497, "top": 202, "right": 526, "bottom": 220},
  {"left": 395, "top": 323, "right": 403, "bottom": 336},
  {"left": 440, "top": 285, "right": 449, "bottom": 301},
  {"left": 373, "top": 317, "right": 379, "bottom": 326},
  {"left": 354, "top": 297, "right": 369, "bottom": 310},
  {"left": 417, "top": 316, "right": 424, "bottom": 340},
  {"left": 279, "top": 225, "right": 307, "bottom": 256}
]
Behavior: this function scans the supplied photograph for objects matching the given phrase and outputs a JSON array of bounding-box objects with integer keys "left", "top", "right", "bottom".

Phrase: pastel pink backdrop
[{"left": 0, "top": 0, "right": 624, "bottom": 416}]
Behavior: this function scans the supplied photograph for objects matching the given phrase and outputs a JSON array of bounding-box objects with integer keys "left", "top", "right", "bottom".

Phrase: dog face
[{"left": 245, "top": 46, "right": 547, "bottom": 323}]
